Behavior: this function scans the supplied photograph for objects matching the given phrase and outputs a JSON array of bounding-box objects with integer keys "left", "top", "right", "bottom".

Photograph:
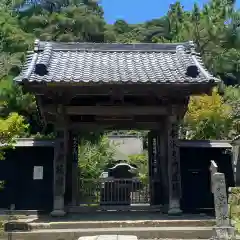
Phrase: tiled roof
[
  {"left": 14, "top": 39, "right": 220, "bottom": 84},
  {"left": 232, "top": 135, "right": 240, "bottom": 144}
]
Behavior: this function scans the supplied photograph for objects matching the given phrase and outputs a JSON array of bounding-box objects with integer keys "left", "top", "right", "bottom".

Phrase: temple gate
[{"left": 15, "top": 40, "right": 220, "bottom": 216}]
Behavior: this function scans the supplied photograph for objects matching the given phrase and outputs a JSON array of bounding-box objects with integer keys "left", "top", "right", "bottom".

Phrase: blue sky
[{"left": 101, "top": 0, "right": 240, "bottom": 24}]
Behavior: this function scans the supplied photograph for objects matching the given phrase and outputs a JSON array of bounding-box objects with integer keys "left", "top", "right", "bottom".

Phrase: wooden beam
[
  {"left": 46, "top": 119, "right": 163, "bottom": 130},
  {"left": 25, "top": 82, "right": 215, "bottom": 97},
  {"left": 69, "top": 122, "right": 161, "bottom": 130},
  {"left": 35, "top": 96, "right": 47, "bottom": 126},
  {"left": 44, "top": 105, "right": 169, "bottom": 116}
]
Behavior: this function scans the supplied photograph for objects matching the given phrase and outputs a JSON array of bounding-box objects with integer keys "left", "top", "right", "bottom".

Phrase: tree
[
  {"left": 78, "top": 135, "right": 116, "bottom": 180},
  {"left": 0, "top": 7, "right": 37, "bottom": 136},
  {"left": 0, "top": 112, "right": 28, "bottom": 161},
  {"left": 184, "top": 89, "right": 234, "bottom": 140},
  {"left": 0, "top": 80, "right": 29, "bottom": 160},
  {"left": 0, "top": 113, "right": 28, "bottom": 145},
  {"left": 18, "top": 0, "right": 108, "bottom": 42},
  {"left": 114, "top": 19, "right": 130, "bottom": 34},
  {"left": 224, "top": 86, "right": 240, "bottom": 136},
  {"left": 0, "top": 0, "right": 239, "bottom": 146},
  {"left": 128, "top": 152, "right": 148, "bottom": 184}
]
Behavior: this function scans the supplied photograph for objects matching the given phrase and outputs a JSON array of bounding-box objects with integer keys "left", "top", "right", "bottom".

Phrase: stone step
[
  {"left": 27, "top": 219, "right": 215, "bottom": 230},
  {"left": 3, "top": 226, "right": 214, "bottom": 240}
]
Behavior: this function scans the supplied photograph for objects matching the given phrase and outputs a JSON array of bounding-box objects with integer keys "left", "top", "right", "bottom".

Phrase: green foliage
[
  {"left": 128, "top": 152, "right": 148, "bottom": 184},
  {"left": 224, "top": 86, "right": 240, "bottom": 118},
  {"left": 224, "top": 86, "right": 240, "bottom": 136},
  {"left": 114, "top": 19, "right": 130, "bottom": 34},
  {"left": 0, "top": 220, "right": 3, "bottom": 233},
  {"left": 33, "top": 132, "right": 56, "bottom": 139},
  {"left": 0, "top": 112, "right": 28, "bottom": 160},
  {"left": 78, "top": 135, "right": 116, "bottom": 179},
  {"left": 229, "top": 187, "right": 240, "bottom": 233},
  {"left": 0, "top": 79, "right": 36, "bottom": 115},
  {"left": 18, "top": 1, "right": 107, "bottom": 42},
  {"left": 184, "top": 88, "right": 234, "bottom": 139},
  {"left": 0, "top": 112, "right": 28, "bottom": 142},
  {"left": 111, "top": 0, "right": 240, "bottom": 140},
  {"left": 0, "top": 0, "right": 239, "bottom": 146}
]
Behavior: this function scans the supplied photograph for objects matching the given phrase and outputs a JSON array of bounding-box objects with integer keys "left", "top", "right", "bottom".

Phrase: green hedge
[
  {"left": 0, "top": 219, "right": 3, "bottom": 232},
  {"left": 229, "top": 187, "right": 240, "bottom": 218},
  {"left": 229, "top": 187, "right": 240, "bottom": 232}
]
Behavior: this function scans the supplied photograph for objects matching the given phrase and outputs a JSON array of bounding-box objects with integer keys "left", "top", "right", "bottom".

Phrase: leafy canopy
[{"left": 184, "top": 88, "right": 234, "bottom": 140}]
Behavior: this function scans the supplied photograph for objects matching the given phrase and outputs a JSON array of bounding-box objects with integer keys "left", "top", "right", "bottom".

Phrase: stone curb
[{"left": 28, "top": 219, "right": 216, "bottom": 230}]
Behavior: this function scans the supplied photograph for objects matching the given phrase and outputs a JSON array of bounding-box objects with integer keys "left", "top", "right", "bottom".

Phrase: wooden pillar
[
  {"left": 148, "top": 131, "right": 154, "bottom": 205},
  {"left": 167, "top": 115, "right": 182, "bottom": 215},
  {"left": 65, "top": 131, "right": 74, "bottom": 206},
  {"left": 158, "top": 127, "right": 169, "bottom": 212},
  {"left": 51, "top": 105, "right": 68, "bottom": 217},
  {"left": 71, "top": 133, "right": 79, "bottom": 206},
  {"left": 148, "top": 130, "right": 161, "bottom": 206},
  {"left": 155, "top": 132, "right": 162, "bottom": 205},
  {"left": 154, "top": 131, "right": 161, "bottom": 205}
]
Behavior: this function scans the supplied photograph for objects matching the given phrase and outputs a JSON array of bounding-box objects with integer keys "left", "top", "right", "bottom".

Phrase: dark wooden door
[
  {"left": 180, "top": 148, "right": 213, "bottom": 212},
  {"left": 14, "top": 147, "right": 54, "bottom": 211},
  {"left": 0, "top": 159, "right": 15, "bottom": 208},
  {"left": 181, "top": 167, "right": 213, "bottom": 211}
]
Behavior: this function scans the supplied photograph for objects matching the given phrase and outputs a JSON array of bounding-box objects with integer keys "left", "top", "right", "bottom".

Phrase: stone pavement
[{"left": 78, "top": 236, "right": 138, "bottom": 240}]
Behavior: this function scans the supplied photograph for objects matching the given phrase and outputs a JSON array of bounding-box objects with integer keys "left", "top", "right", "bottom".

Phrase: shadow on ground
[{"left": 31, "top": 212, "right": 215, "bottom": 223}]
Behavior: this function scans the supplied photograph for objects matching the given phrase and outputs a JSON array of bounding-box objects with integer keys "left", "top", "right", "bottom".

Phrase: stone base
[
  {"left": 168, "top": 199, "right": 182, "bottom": 215},
  {"left": 51, "top": 195, "right": 66, "bottom": 217},
  {"left": 161, "top": 204, "right": 169, "bottom": 214},
  {"left": 50, "top": 209, "right": 66, "bottom": 217},
  {"left": 213, "top": 226, "right": 236, "bottom": 240},
  {"left": 168, "top": 207, "right": 182, "bottom": 215}
]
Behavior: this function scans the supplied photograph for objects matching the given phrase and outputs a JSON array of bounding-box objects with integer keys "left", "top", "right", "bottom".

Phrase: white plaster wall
[{"left": 108, "top": 136, "right": 143, "bottom": 156}]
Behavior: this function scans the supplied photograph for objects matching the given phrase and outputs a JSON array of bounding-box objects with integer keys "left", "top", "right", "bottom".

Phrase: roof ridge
[
  {"left": 35, "top": 39, "right": 193, "bottom": 53},
  {"left": 232, "top": 135, "right": 240, "bottom": 142}
]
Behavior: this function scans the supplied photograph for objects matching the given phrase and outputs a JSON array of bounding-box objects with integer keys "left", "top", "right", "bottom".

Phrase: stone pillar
[
  {"left": 51, "top": 106, "right": 68, "bottom": 217},
  {"left": 212, "top": 172, "right": 235, "bottom": 239},
  {"left": 71, "top": 133, "right": 79, "bottom": 206},
  {"left": 167, "top": 116, "right": 182, "bottom": 215}
]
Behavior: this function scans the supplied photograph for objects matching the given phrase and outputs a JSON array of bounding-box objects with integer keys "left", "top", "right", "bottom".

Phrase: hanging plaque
[{"left": 33, "top": 166, "right": 43, "bottom": 180}]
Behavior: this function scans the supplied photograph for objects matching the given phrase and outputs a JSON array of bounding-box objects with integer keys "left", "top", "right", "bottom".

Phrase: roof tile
[{"left": 14, "top": 40, "right": 220, "bottom": 84}]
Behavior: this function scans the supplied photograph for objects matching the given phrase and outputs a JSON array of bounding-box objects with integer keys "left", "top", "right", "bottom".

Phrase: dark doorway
[
  {"left": 0, "top": 158, "right": 15, "bottom": 208},
  {"left": 180, "top": 146, "right": 234, "bottom": 213}
]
